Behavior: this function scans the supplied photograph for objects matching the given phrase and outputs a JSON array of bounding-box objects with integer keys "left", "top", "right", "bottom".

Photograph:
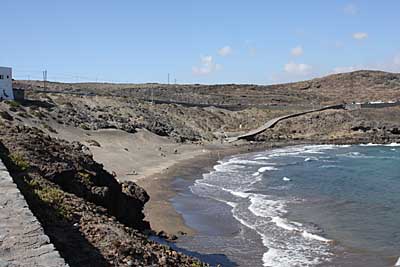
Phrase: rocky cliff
[{"left": 0, "top": 120, "right": 208, "bottom": 267}]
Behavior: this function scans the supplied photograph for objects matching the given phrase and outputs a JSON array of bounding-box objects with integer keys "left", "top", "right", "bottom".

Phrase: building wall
[{"left": 0, "top": 67, "right": 14, "bottom": 100}]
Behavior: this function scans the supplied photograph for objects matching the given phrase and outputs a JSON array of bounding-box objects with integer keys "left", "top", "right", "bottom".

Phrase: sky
[{"left": 1, "top": 1, "right": 400, "bottom": 84}]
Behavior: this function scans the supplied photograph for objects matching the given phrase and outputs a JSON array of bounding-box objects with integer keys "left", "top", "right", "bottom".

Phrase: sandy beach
[
  {"left": 51, "top": 125, "right": 253, "bottom": 235},
  {"left": 53, "top": 125, "right": 310, "bottom": 236}
]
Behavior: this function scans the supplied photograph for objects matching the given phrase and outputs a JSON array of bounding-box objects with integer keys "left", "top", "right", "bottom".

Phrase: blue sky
[{"left": 1, "top": 1, "right": 400, "bottom": 84}]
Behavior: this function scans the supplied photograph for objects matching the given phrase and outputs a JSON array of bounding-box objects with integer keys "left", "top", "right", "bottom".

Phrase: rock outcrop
[{"left": 0, "top": 121, "right": 208, "bottom": 267}]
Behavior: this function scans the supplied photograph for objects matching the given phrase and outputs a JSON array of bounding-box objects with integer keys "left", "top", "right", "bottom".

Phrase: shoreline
[
  {"left": 166, "top": 143, "right": 400, "bottom": 267},
  {"left": 53, "top": 125, "right": 398, "bottom": 240},
  {"left": 135, "top": 140, "right": 327, "bottom": 236},
  {"left": 135, "top": 143, "right": 262, "bottom": 236}
]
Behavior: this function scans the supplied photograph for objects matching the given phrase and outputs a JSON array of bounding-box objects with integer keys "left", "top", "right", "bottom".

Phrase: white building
[{"left": 0, "top": 67, "right": 14, "bottom": 100}]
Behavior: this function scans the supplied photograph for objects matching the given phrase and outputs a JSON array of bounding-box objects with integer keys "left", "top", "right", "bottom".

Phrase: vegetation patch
[
  {"left": 28, "top": 178, "right": 73, "bottom": 221},
  {"left": 9, "top": 153, "right": 30, "bottom": 171},
  {"left": 78, "top": 171, "right": 93, "bottom": 186}
]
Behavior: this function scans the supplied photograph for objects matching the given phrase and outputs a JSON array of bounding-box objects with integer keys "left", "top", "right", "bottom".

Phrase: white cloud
[
  {"left": 344, "top": 4, "right": 358, "bottom": 15},
  {"left": 353, "top": 32, "right": 368, "bottom": 40},
  {"left": 192, "top": 55, "right": 222, "bottom": 76},
  {"left": 284, "top": 62, "right": 313, "bottom": 75},
  {"left": 218, "top": 46, "right": 233, "bottom": 57},
  {"left": 291, "top": 46, "right": 304, "bottom": 57}
]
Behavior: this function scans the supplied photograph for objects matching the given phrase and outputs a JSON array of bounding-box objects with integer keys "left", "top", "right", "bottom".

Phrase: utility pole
[
  {"left": 168, "top": 73, "right": 170, "bottom": 85},
  {"left": 151, "top": 87, "right": 154, "bottom": 105},
  {"left": 42, "top": 70, "right": 47, "bottom": 90}
]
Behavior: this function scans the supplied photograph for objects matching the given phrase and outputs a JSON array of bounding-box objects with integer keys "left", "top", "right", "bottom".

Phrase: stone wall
[{"left": 0, "top": 160, "right": 68, "bottom": 267}]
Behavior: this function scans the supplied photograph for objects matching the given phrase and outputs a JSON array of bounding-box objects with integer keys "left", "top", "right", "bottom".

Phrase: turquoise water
[{"left": 174, "top": 144, "right": 400, "bottom": 267}]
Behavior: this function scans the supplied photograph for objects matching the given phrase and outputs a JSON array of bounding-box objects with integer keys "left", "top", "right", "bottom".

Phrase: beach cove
[{"left": 141, "top": 143, "right": 400, "bottom": 267}]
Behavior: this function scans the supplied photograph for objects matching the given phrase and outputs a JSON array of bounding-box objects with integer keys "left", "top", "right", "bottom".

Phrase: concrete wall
[{"left": 0, "top": 67, "right": 14, "bottom": 100}]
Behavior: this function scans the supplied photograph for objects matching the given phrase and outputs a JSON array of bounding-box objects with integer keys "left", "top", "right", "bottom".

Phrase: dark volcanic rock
[
  {"left": 0, "top": 124, "right": 149, "bottom": 230},
  {"left": 0, "top": 121, "right": 208, "bottom": 267}
]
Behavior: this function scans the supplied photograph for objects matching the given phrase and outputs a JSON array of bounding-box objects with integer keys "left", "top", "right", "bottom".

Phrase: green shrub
[{"left": 10, "top": 153, "right": 30, "bottom": 171}]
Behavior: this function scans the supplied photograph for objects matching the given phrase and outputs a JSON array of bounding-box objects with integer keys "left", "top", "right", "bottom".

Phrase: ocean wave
[
  {"left": 338, "top": 151, "right": 397, "bottom": 160},
  {"left": 213, "top": 164, "right": 244, "bottom": 173},
  {"left": 360, "top": 143, "right": 400, "bottom": 147},
  {"left": 271, "top": 216, "right": 299, "bottom": 231},
  {"left": 261, "top": 234, "right": 330, "bottom": 267},
  {"left": 305, "top": 156, "right": 319, "bottom": 162},
  {"left": 223, "top": 188, "right": 251, "bottom": 199},
  {"left": 191, "top": 144, "right": 341, "bottom": 266},
  {"left": 302, "top": 231, "right": 332, "bottom": 243},
  {"left": 226, "top": 158, "right": 274, "bottom": 166},
  {"left": 258, "top": 166, "right": 278, "bottom": 172},
  {"left": 386, "top": 143, "right": 400, "bottom": 147},
  {"left": 248, "top": 195, "right": 287, "bottom": 218},
  {"left": 254, "top": 156, "right": 271, "bottom": 160},
  {"left": 266, "top": 144, "right": 349, "bottom": 159}
]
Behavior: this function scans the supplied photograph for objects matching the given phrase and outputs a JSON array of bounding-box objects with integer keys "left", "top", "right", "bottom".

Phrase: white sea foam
[
  {"left": 395, "top": 256, "right": 400, "bottom": 266},
  {"left": 305, "top": 156, "right": 319, "bottom": 162},
  {"left": 213, "top": 163, "right": 243, "bottom": 172},
  {"left": 223, "top": 188, "right": 251, "bottom": 199},
  {"left": 254, "top": 156, "right": 271, "bottom": 160},
  {"left": 258, "top": 166, "right": 278, "bottom": 172},
  {"left": 261, "top": 235, "right": 328, "bottom": 267},
  {"left": 248, "top": 195, "right": 286, "bottom": 218},
  {"left": 191, "top": 144, "right": 339, "bottom": 267},
  {"left": 360, "top": 143, "right": 400, "bottom": 147},
  {"left": 227, "top": 158, "right": 273, "bottom": 165},
  {"left": 360, "top": 143, "right": 379, "bottom": 146},
  {"left": 302, "top": 231, "right": 332, "bottom": 243},
  {"left": 226, "top": 201, "right": 237, "bottom": 208},
  {"left": 271, "top": 216, "right": 299, "bottom": 231},
  {"left": 386, "top": 143, "right": 400, "bottom": 147}
]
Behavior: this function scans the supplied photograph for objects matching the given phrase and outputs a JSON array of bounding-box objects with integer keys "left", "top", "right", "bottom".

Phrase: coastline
[
  {"left": 134, "top": 140, "right": 319, "bottom": 236},
  {"left": 135, "top": 143, "right": 262, "bottom": 236},
  {"left": 166, "top": 143, "right": 400, "bottom": 267},
  {"left": 52, "top": 124, "right": 400, "bottom": 266}
]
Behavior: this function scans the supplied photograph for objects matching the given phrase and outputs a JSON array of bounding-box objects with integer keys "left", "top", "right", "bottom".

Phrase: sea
[{"left": 171, "top": 144, "right": 400, "bottom": 267}]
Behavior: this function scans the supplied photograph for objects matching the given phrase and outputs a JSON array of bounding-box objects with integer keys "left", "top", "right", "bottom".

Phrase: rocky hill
[
  {"left": 6, "top": 70, "right": 400, "bottom": 145},
  {"left": 14, "top": 70, "right": 400, "bottom": 107}
]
